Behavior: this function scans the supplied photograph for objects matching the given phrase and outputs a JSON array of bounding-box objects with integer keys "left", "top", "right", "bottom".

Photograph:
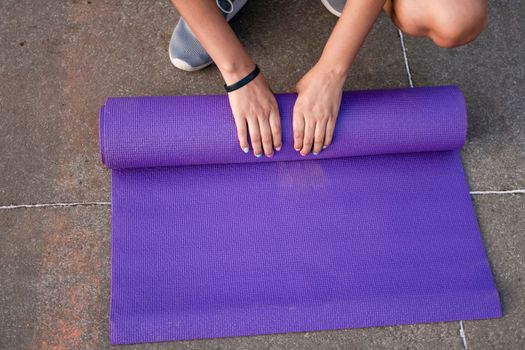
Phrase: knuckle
[
  {"left": 262, "top": 135, "right": 272, "bottom": 144},
  {"left": 259, "top": 113, "right": 270, "bottom": 121}
]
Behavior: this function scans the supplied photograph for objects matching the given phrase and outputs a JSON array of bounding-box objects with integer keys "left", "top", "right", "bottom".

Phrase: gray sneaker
[
  {"left": 169, "top": 0, "right": 248, "bottom": 71},
  {"left": 321, "top": 0, "right": 346, "bottom": 17}
]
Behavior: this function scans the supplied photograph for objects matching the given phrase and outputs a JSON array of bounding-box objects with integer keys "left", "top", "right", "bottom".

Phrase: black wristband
[{"left": 224, "top": 65, "right": 260, "bottom": 93}]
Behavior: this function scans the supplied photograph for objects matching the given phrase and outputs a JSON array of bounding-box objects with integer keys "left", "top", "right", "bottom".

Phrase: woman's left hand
[{"left": 293, "top": 63, "right": 346, "bottom": 156}]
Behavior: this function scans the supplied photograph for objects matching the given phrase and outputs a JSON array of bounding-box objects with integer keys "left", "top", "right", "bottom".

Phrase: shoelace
[{"left": 216, "top": 0, "right": 234, "bottom": 14}]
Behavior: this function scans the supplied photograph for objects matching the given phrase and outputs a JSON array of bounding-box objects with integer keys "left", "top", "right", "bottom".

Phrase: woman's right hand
[{"left": 227, "top": 72, "right": 282, "bottom": 158}]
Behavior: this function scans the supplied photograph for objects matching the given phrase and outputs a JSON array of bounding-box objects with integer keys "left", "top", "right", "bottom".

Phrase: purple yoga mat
[{"left": 100, "top": 86, "right": 501, "bottom": 345}]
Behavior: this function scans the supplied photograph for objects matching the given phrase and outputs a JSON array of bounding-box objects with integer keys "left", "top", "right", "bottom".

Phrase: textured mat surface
[{"left": 100, "top": 86, "right": 501, "bottom": 345}]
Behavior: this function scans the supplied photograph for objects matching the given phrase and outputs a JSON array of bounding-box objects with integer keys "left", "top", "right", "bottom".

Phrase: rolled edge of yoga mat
[{"left": 99, "top": 85, "right": 467, "bottom": 169}]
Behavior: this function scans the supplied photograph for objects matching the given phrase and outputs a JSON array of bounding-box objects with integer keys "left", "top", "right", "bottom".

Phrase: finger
[
  {"left": 247, "top": 117, "right": 263, "bottom": 158},
  {"left": 269, "top": 108, "right": 282, "bottom": 151},
  {"left": 300, "top": 119, "right": 315, "bottom": 156},
  {"left": 313, "top": 120, "right": 326, "bottom": 155},
  {"left": 324, "top": 118, "right": 337, "bottom": 149},
  {"left": 234, "top": 118, "right": 250, "bottom": 153},
  {"left": 258, "top": 116, "right": 274, "bottom": 157},
  {"left": 293, "top": 108, "right": 304, "bottom": 151}
]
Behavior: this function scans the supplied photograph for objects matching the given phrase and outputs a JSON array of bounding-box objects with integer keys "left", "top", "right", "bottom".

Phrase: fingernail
[
  {"left": 295, "top": 147, "right": 301, "bottom": 151},
  {"left": 313, "top": 152, "right": 319, "bottom": 155},
  {"left": 267, "top": 153, "right": 274, "bottom": 158},
  {"left": 255, "top": 153, "right": 262, "bottom": 158},
  {"left": 275, "top": 146, "right": 282, "bottom": 151},
  {"left": 242, "top": 147, "right": 249, "bottom": 153},
  {"left": 323, "top": 145, "right": 328, "bottom": 149},
  {"left": 300, "top": 152, "right": 307, "bottom": 157}
]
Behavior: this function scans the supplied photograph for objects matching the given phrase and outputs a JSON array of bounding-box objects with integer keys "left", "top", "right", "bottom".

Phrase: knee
[
  {"left": 394, "top": 1, "right": 487, "bottom": 48},
  {"left": 429, "top": 2, "right": 487, "bottom": 48}
]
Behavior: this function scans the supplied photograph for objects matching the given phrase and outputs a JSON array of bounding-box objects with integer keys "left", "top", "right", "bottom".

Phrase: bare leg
[{"left": 384, "top": 0, "right": 487, "bottom": 48}]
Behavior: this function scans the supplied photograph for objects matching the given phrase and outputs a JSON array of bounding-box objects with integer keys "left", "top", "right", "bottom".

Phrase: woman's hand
[
  {"left": 227, "top": 73, "right": 282, "bottom": 157},
  {"left": 168, "top": 1, "right": 281, "bottom": 157},
  {"left": 293, "top": 63, "right": 345, "bottom": 156}
]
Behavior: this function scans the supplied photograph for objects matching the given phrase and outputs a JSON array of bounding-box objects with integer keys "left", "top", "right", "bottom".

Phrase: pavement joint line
[
  {"left": 0, "top": 201, "right": 111, "bottom": 209},
  {"left": 397, "top": 29, "right": 414, "bottom": 88},
  {"left": 459, "top": 320, "right": 469, "bottom": 350},
  {"left": 469, "top": 189, "right": 525, "bottom": 195},
  {"left": 0, "top": 189, "right": 523, "bottom": 210}
]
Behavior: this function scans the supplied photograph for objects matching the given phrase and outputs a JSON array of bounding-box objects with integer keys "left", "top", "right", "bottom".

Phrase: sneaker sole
[
  {"left": 169, "top": 55, "right": 213, "bottom": 72},
  {"left": 225, "top": 0, "right": 248, "bottom": 21},
  {"left": 320, "top": 0, "right": 342, "bottom": 17}
]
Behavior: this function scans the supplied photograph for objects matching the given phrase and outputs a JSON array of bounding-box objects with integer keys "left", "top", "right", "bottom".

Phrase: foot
[
  {"left": 321, "top": 0, "right": 346, "bottom": 17},
  {"left": 169, "top": 0, "right": 248, "bottom": 72}
]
